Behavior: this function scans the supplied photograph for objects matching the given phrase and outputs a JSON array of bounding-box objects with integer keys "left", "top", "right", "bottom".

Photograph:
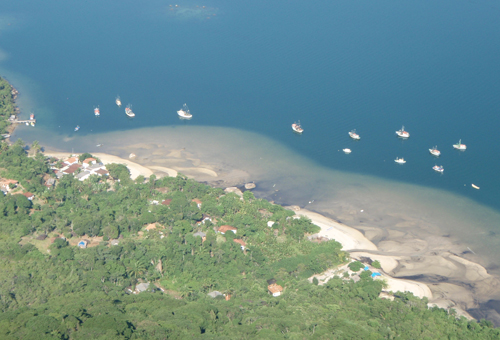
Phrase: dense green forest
[
  {"left": 0, "top": 79, "right": 498, "bottom": 338},
  {"left": 0, "top": 77, "right": 16, "bottom": 135}
]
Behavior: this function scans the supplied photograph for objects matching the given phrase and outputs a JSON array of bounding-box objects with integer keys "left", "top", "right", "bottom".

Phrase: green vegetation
[
  {"left": 348, "top": 261, "right": 364, "bottom": 272},
  {"left": 0, "top": 89, "right": 498, "bottom": 338},
  {"left": 0, "top": 77, "right": 16, "bottom": 135}
]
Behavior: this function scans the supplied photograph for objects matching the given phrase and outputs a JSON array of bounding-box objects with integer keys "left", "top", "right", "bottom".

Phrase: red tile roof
[
  {"left": 66, "top": 157, "right": 78, "bottom": 164},
  {"left": 268, "top": 284, "right": 283, "bottom": 294},
  {"left": 22, "top": 192, "right": 34, "bottom": 198},
  {"left": 95, "top": 169, "right": 109, "bottom": 175},
  {"left": 161, "top": 199, "right": 172, "bottom": 206},
  {"left": 83, "top": 157, "right": 97, "bottom": 164},
  {"left": 233, "top": 239, "right": 246, "bottom": 247},
  {"left": 63, "top": 164, "right": 81, "bottom": 174},
  {"left": 0, "top": 179, "right": 18, "bottom": 186},
  {"left": 192, "top": 199, "right": 202, "bottom": 205},
  {"left": 218, "top": 225, "right": 237, "bottom": 233}
]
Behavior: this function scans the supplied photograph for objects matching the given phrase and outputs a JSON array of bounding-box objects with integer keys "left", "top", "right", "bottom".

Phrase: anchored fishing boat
[
  {"left": 292, "top": 121, "right": 304, "bottom": 134},
  {"left": 115, "top": 96, "right": 122, "bottom": 107},
  {"left": 177, "top": 103, "right": 192, "bottom": 119},
  {"left": 429, "top": 146, "right": 440, "bottom": 156},
  {"left": 433, "top": 165, "right": 444, "bottom": 173},
  {"left": 349, "top": 130, "right": 360, "bottom": 140},
  {"left": 395, "top": 157, "right": 406, "bottom": 164},
  {"left": 94, "top": 106, "right": 100, "bottom": 116},
  {"left": 74, "top": 125, "right": 80, "bottom": 132},
  {"left": 396, "top": 126, "right": 410, "bottom": 138},
  {"left": 125, "top": 104, "right": 135, "bottom": 117},
  {"left": 453, "top": 139, "right": 466, "bottom": 150},
  {"left": 343, "top": 148, "right": 351, "bottom": 154}
]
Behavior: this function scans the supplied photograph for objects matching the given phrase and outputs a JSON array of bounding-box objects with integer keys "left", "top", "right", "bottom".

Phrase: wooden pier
[{"left": 12, "top": 119, "right": 36, "bottom": 124}]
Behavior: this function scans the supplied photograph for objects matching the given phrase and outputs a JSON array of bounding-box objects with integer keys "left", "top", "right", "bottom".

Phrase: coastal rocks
[
  {"left": 289, "top": 205, "right": 301, "bottom": 212},
  {"left": 224, "top": 187, "right": 243, "bottom": 198},
  {"left": 244, "top": 182, "right": 256, "bottom": 190}
]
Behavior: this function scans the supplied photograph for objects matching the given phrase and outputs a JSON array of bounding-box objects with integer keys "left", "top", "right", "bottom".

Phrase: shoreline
[{"left": 42, "top": 148, "right": 492, "bottom": 322}]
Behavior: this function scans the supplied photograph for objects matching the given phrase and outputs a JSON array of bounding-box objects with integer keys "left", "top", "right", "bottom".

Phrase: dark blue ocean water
[{"left": 1, "top": 0, "right": 500, "bottom": 210}]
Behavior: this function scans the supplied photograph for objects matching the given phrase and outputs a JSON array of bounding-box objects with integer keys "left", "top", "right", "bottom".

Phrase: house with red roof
[
  {"left": 233, "top": 239, "right": 246, "bottom": 250},
  {"left": 63, "top": 156, "right": 78, "bottom": 166},
  {"left": 192, "top": 199, "right": 202, "bottom": 209},
  {"left": 62, "top": 163, "right": 81, "bottom": 175},
  {"left": 22, "top": 192, "right": 34, "bottom": 200},
  {"left": 268, "top": 284, "right": 283, "bottom": 297},
  {"left": 161, "top": 199, "right": 172, "bottom": 206},
  {"left": 0, "top": 179, "right": 18, "bottom": 193},
  {"left": 82, "top": 158, "right": 97, "bottom": 168},
  {"left": 217, "top": 225, "right": 237, "bottom": 234}
]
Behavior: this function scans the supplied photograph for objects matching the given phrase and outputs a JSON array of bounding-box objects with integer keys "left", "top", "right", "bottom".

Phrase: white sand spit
[{"left": 292, "top": 208, "right": 377, "bottom": 251}]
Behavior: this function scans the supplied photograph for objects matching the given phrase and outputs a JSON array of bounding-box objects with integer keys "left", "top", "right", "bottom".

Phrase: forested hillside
[
  {"left": 0, "top": 79, "right": 498, "bottom": 338},
  {"left": 0, "top": 77, "right": 16, "bottom": 135}
]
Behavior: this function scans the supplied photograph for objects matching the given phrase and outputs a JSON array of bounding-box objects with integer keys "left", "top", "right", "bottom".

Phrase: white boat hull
[
  {"left": 343, "top": 149, "right": 351, "bottom": 154},
  {"left": 178, "top": 110, "right": 192, "bottom": 119},
  {"left": 292, "top": 124, "right": 303, "bottom": 134}
]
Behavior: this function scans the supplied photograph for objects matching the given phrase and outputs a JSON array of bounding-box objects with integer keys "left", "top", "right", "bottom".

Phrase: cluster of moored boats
[
  {"left": 291, "top": 123, "right": 473, "bottom": 183},
  {"left": 74, "top": 97, "right": 193, "bottom": 131}
]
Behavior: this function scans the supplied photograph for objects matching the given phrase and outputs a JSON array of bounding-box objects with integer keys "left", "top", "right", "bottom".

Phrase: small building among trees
[{"left": 268, "top": 284, "right": 283, "bottom": 297}]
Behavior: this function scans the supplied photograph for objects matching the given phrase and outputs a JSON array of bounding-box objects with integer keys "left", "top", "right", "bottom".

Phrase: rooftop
[
  {"left": 218, "top": 225, "right": 237, "bottom": 233},
  {"left": 268, "top": 284, "right": 283, "bottom": 294},
  {"left": 233, "top": 239, "right": 246, "bottom": 247},
  {"left": 82, "top": 157, "right": 97, "bottom": 164}
]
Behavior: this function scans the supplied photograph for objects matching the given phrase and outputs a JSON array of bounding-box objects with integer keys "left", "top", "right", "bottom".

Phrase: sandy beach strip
[{"left": 291, "top": 207, "right": 378, "bottom": 251}]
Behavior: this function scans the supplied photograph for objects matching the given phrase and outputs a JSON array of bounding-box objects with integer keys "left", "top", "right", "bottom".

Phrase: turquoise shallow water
[{"left": 1, "top": 0, "right": 500, "bottom": 212}]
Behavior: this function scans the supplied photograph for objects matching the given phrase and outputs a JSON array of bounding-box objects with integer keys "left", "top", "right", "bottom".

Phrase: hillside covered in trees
[{"left": 0, "top": 79, "right": 498, "bottom": 338}]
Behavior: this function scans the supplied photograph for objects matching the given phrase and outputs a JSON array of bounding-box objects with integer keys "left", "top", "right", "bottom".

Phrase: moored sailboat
[
  {"left": 125, "top": 104, "right": 135, "bottom": 117},
  {"left": 396, "top": 126, "right": 410, "bottom": 138},
  {"left": 177, "top": 103, "right": 192, "bottom": 119},
  {"left": 116, "top": 96, "right": 122, "bottom": 107},
  {"left": 453, "top": 139, "right": 466, "bottom": 150},
  {"left": 429, "top": 146, "right": 440, "bottom": 156}
]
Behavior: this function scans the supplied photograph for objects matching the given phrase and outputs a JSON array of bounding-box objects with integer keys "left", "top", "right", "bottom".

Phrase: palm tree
[
  {"left": 31, "top": 140, "right": 41, "bottom": 154},
  {"left": 127, "top": 260, "right": 147, "bottom": 279}
]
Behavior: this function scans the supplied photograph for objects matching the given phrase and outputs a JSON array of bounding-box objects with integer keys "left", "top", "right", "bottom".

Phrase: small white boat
[
  {"left": 349, "top": 130, "right": 360, "bottom": 140},
  {"left": 396, "top": 126, "right": 410, "bottom": 138},
  {"left": 343, "top": 148, "right": 351, "bottom": 154},
  {"left": 177, "top": 103, "right": 192, "bottom": 119},
  {"left": 433, "top": 165, "right": 444, "bottom": 173},
  {"left": 292, "top": 121, "right": 304, "bottom": 134},
  {"left": 395, "top": 157, "right": 406, "bottom": 164},
  {"left": 125, "top": 104, "right": 135, "bottom": 117},
  {"left": 471, "top": 184, "right": 480, "bottom": 190},
  {"left": 74, "top": 125, "right": 80, "bottom": 132},
  {"left": 429, "top": 146, "right": 440, "bottom": 156},
  {"left": 453, "top": 139, "right": 466, "bottom": 150},
  {"left": 94, "top": 106, "right": 100, "bottom": 116},
  {"left": 116, "top": 96, "right": 122, "bottom": 107}
]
